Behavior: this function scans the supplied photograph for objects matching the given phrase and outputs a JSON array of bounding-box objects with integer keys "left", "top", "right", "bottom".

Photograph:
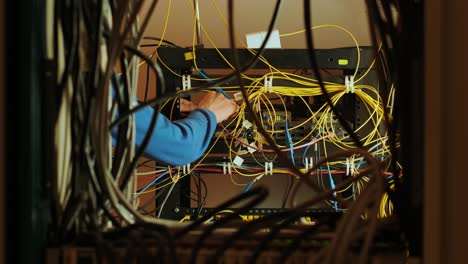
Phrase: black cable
[
  {"left": 188, "top": 173, "right": 203, "bottom": 213},
  {"left": 303, "top": 0, "right": 363, "bottom": 149},
  {"left": 111, "top": 55, "right": 132, "bottom": 179},
  {"left": 364, "top": 0, "right": 398, "bottom": 152},
  {"left": 108, "top": 41, "right": 168, "bottom": 128},
  {"left": 188, "top": 187, "right": 269, "bottom": 264},
  {"left": 144, "top": 60, "right": 150, "bottom": 102},
  {"left": 101, "top": 223, "right": 178, "bottom": 263},
  {"left": 138, "top": 191, "right": 165, "bottom": 213},
  {"left": 196, "top": 173, "right": 202, "bottom": 213},
  {"left": 143, "top": 36, "right": 182, "bottom": 48},
  {"left": 247, "top": 217, "right": 299, "bottom": 264},
  {"left": 227, "top": 0, "right": 330, "bottom": 198},
  {"left": 122, "top": 231, "right": 140, "bottom": 264},
  {"left": 364, "top": 0, "right": 402, "bottom": 225},
  {"left": 76, "top": 64, "right": 123, "bottom": 232},
  {"left": 57, "top": 0, "right": 80, "bottom": 103},
  {"left": 175, "top": 186, "right": 268, "bottom": 239},
  {"left": 184, "top": 195, "right": 201, "bottom": 205},
  {"left": 110, "top": 0, "right": 285, "bottom": 128},
  {"left": 364, "top": 3, "right": 418, "bottom": 256},
  {"left": 208, "top": 174, "right": 361, "bottom": 263},
  {"left": 227, "top": 0, "right": 294, "bottom": 172},
  {"left": 211, "top": 151, "right": 379, "bottom": 262},
  {"left": 137, "top": 207, "right": 152, "bottom": 216},
  {"left": 322, "top": 183, "right": 379, "bottom": 264},
  {"left": 281, "top": 174, "right": 293, "bottom": 208},
  {"left": 136, "top": 159, "right": 158, "bottom": 169},
  {"left": 90, "top": 0, "right": 105, "bottom": 98},
  {"left": 81, "top": 0, "right": 138, "bottom": 228},
  {"left": 64, "top": 2, "right": 81, "bottom": 234},
  {"left": 59, "top": 0, "right": 99, "bottom": 238},
  {"left": 277, "top": 224, "right": 322, "bottom": 263},
  {"left": 139, "top": 44, "right": 177, "bottom": 48},
  {"left": 186, "top": 172, "right": 207, "bottom": 214},
  {"left": 208, "top": 210, "right": 301, "bottom": 264},
  {"left": 117, "top": 43, "right": 166, "bottom": 190},
  {"left": 197, "top": 172, "right": 208, "bottom": 214}
]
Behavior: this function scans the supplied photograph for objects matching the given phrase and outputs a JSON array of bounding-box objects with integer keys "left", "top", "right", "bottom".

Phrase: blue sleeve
[{"left": 132, "top": 105, "right": 217, "bottom": 166}]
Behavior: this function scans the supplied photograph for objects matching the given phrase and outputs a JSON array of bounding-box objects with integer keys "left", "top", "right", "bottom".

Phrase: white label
[
  {"left": 247, "top": 142, "right": 257, "bottom": 153},
  {"left": 246, "top": 29, "right": 282, "bottom": 49},
  {"left": 243, "top": 120, "right": 253, "bottom": 129},
  {"left": 233, "top": 156, "right": 244, "bottom": 167}
]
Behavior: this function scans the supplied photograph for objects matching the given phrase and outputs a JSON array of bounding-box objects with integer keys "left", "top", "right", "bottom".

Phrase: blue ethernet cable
[
  {"left": 243, "top": 181, "right": 255, "bottom": 193},
  {"left": 327, "top": 167, "right": 338, "bottom": 211},
  {"left": 302, "top": 144, "right": 311, "bottom": 166},
  {"left": 284, "top": 119, "right": 295, "bottom": 165},
  {"left": 134, "top": 170, "right": 169, "bottom": 199},
  {"left": 198, "top": 69, "right": 231, "bottom": 99}
]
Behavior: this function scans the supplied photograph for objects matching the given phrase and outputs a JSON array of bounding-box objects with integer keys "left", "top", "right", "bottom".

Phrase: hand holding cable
[{"left": 197, "top": 91, "right": 239, "bottom": 123}]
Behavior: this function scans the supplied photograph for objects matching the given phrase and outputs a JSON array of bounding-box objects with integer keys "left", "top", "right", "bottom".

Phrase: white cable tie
[
  {"left": 182, "top": 165, "right": 186, "bottom": 175},
  {"left": 345, "top": 76, "right": 350, "bottom": 93},
  {"left": 309, "top": 157, "right": 314, "bottom": 170},
  {"left": 223, "top": 162, "right": 227, "bottom": 175},
  {"left": 346, "top": 158, "right": 350, "bottom": 176},
  {"left": 182, "top": 74, "right": 191, "bottom": 91},
  {"left": 265, "top": 162, "right": 268, "bottom": 175},
  {"left": 345, "top": 75, "right": 355, "bottom": 94},
  {"left": 354, "top": 156, "right": 356, "bottom": 171},
  {"left": 305, "top": 157, "right": 309, "bottom": 171},
  {"left": 187, "top": 163, "right": 191, "bottom": 172},
  {"left": 269, "top": 162, "right": 273, "bottom": 175},
  {"left": 228, "top": 163, "right": 232, "bottom": 175},
  {"left": 264, "top": 76, "right": 273, "bottom": 93}
]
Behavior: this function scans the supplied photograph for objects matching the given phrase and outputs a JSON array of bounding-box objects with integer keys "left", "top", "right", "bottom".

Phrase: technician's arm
[
  {"left": 134, "top": 91, "right": 238, "bottom": 166},
  {"left": 134, "top": 105, "right": 217, "bottom": 166}
]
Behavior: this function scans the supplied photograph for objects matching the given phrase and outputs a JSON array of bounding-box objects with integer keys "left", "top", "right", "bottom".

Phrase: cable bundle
[{"left": 47, "top": 0, "right": 415, "bottom": 263}]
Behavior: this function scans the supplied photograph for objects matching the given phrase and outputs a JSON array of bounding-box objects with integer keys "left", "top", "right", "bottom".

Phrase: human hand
[
  {"left": 179, "top": 98, "right": 197, "bottom": 112},
  {"left": 197, "top": 91, "right": 239, "bottom": 123}
]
